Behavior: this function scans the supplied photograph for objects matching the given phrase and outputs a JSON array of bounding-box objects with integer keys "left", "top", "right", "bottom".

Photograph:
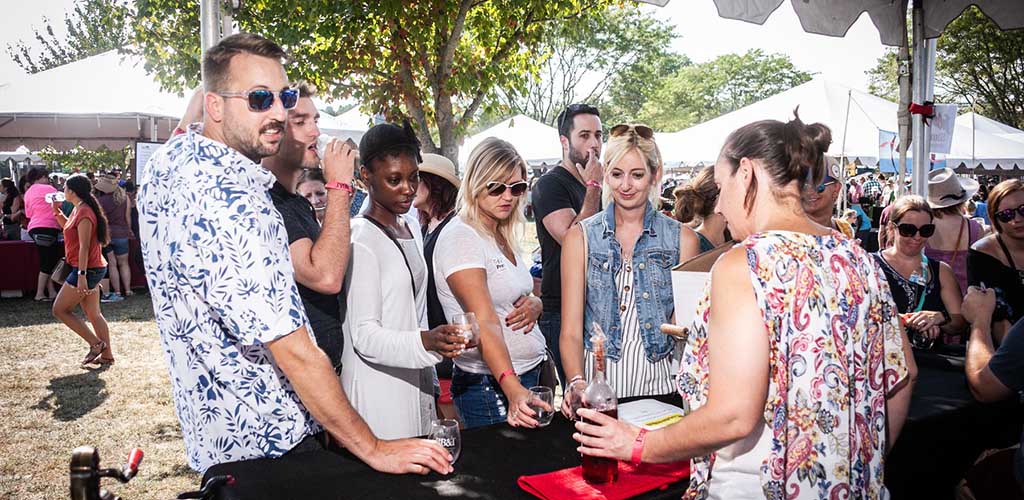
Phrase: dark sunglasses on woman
[
  {"left": 609, "top": 124, "right": 654, "bottom": 139},
  {"left": 995, "top": 204, "right": 1024, "bottom": 224},
  {"left": 894, "top": 222, "right": 936, "bottom": 238},
  {"left": 217, "top": 88, "right": 300, "bottom": 112},
  {"left": 485, "top": 181, "right": 528, "bottom": 197}
]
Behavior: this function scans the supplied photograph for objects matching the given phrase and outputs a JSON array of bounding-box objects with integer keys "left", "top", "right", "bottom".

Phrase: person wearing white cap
[{"left": 923, "top": 168, "right": 985, "bottom": 312}]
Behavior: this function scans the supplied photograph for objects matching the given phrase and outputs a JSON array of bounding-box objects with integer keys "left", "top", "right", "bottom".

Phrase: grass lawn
[{"left": 0, "top": 294, "right": 198, "bottom": 499}]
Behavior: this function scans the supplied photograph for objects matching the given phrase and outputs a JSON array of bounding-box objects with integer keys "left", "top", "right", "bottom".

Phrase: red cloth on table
[
  {"left": 0, "top": 241, "right": 39, "bottom": 292},
  {"left": 518, "top": 460, "right": 689, "bottom": 500}
]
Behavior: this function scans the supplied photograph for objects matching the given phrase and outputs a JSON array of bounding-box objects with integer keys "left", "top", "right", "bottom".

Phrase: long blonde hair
[
  {"left": 602, "top": 123, "right": 663, "bottom": 207},
  {"left": 457, "top": 137, "right": 527, "bottom": 255}
]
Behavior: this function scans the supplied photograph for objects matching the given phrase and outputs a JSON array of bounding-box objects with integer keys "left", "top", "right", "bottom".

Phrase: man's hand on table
[{"left": 365, "top": 438, "right": 453, "bottom": 475}]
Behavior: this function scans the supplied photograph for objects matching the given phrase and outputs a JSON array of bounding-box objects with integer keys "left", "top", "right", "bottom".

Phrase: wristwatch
[
  {"left": 78, "top": 270, "right": 87, "bottom": 276},
  {"left": 325, "top": 181, "right": 353, "bottom": 195}
]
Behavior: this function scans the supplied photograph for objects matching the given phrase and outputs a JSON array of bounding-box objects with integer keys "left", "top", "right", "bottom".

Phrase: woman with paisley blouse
[{"left": 573, "top": 113, "right": 917, "bottom": 499}]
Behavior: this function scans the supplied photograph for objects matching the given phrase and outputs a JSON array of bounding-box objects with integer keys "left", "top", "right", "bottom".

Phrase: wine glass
[
  {"left": 451, "top": 312, "right": 479, "bottom": 348},
  {"left": 528, "top": 386, "right": 554, "bottom": 427},
  {"left": 429, "top": 419, "right": 461, "bottom": 464}
]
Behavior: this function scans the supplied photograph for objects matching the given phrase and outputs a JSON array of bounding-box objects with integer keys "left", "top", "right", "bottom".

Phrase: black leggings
[{"left": 29, "top": 227, "right": 64, "bottom": 274}]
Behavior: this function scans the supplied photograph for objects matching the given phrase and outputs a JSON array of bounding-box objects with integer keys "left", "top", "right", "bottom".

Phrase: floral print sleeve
[{"left": 678, "top": 231, "right": 905, "bottom": 500}]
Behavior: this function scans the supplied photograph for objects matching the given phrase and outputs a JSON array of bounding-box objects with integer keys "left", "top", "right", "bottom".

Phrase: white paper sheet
[
  {"left": 671, "top": 271, "right": 710, "bottom": 328},
  {"left": 618, "top": 399, "right": 687, "bottom": 430}
]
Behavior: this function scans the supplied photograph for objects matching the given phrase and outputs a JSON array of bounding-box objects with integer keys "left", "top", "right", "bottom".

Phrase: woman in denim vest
[{"left": 560, "top": 124, "right": 701, "bottom": 411}]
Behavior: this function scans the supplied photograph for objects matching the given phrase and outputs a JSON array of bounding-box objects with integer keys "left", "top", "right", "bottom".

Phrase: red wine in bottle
[
  {"left": 581, "top": 407, "right": 619, "bottom": 484},
  {"left": 581, "top": 324, "right": 618, "bottom": 484}
]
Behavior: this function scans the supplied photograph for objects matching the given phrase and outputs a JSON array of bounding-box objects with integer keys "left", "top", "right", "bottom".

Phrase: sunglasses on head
[
  {"left": 609, "top": 124, "right": 654, "bottom": 140},
  {"left": 894, "top": 222, "right": 936, "bottom": 238},
  {"left": 485, "top": 181, "right": 528, "bottom": 197},
  {"left": 217, "top": 88, "right": 299, "bottom": 112},
  {"left": 995, "top": 204, "right": 1024, "bottom": 224},
  {"left": 815, "top": 180, "right": 837, "bottom": 193}
]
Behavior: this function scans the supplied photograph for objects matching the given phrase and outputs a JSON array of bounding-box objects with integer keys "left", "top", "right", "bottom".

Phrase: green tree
[
  {"left": 638, "top": 49, "right": 812, "bottom": 132},
  {"left": 127, "top": 0, "right": 614, "bottom": 164},
  {"left": 492, "top": 6, "right": 682, "bottom": 127},
  {"left": 865, "top": 7, "right": 1024, "bottom": 128},
  {"left": 6, "top": 0, "right": 131, "bottom": 74},
  {"left": 602, "top": 50, "right": 690, "bottom": 126}
]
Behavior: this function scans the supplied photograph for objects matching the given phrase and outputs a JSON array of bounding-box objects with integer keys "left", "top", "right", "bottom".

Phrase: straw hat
[
  {"left": 418, "top": 153, "right": 460, "bottom": 188},
  {"left": 94, "top": 174, "right": 118, "bottom": 194},
  {"left": 926, "top": 167, "right": 978, "bottom": 208}
]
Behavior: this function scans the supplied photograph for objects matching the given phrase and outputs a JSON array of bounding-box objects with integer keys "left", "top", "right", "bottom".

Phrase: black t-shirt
[
  {"left": 268, "top": 181, "right": 344, "bottom": 370},
  {"left": 968, "top": 246, "right": 1024, "bottom": 324},
  {"left": 986, "top": 317, "right": 1024, "bottom": 483},
  {"left": 531, "top": 166, "right": 586, "bottom": 313}
]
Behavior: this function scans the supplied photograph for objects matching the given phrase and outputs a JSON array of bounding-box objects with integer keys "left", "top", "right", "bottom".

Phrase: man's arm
[
  {"left": 962, "top": 286, "right": 1016, "bottom": 402},
  {"left": 267, "top": 328, "right": 452, "bottom": 475},
  {"left": 540, "top": 153, "right": 603, "bottom": 246},
  {"left": 289, "top": 141, "right": 355, "bottom": 294}
]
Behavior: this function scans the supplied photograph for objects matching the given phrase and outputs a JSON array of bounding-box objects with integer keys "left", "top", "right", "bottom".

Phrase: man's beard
[
  {"left": 225, "top": 117, "right": 285, "bottom": 162},
  {"left": 567, "top": 142, "right": 590, "bottom": 167}
]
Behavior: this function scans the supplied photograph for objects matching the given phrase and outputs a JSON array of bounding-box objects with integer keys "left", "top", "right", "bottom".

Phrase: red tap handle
[{"left": 127, "top": 449, "right": 144, "bottom": 473}]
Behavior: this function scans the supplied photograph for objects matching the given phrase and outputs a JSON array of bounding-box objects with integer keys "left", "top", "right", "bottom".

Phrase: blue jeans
[
  {"left": 451, "top": 363, "right": 542, "bottom": 429},
  {"left": 538, "top": 311, "right": 564, "bottom": 383},
  {"left": 103, "top": 238, "right": 130, "bottom": 256},
  {"left": 65, "top": 267, "right": 107, "bottom": 290}
]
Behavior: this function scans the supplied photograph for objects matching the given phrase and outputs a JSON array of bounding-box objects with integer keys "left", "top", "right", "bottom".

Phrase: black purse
[{"left": 50, "top": 258, "right": 72, "bottom": 284}]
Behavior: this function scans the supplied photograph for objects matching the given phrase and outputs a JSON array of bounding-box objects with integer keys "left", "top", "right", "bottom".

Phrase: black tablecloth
[
  {"left": 205, "top": 359, "right": 1022, "bottom": 500},
  {"left": 206, "top": 394, "right": 687, "bottom": 500}
]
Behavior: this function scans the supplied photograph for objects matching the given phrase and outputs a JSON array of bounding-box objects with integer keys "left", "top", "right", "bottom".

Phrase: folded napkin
[{"left": 517, "top": 461, "right": 690, "bottom": 500}]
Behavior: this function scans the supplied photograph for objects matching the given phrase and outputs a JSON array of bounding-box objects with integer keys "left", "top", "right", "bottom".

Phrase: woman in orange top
[{"left": 51, "top": 174, "right": 113, "bottom": 366}]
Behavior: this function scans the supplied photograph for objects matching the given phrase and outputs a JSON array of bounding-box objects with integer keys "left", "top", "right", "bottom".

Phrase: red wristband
[
  {"left": 325, "top": 181, "right": 354, "bottom": 195},
  {"left": 586, "top": 180, "right": 601, "bottom": 189},
  {"left": 172, "top": 126, "right": 188, "bottom": 137},
  {"left": 631, "top": 428, "right": 648, "bottom": 466},
  {"left": 497, "top": 369, "right": 517, "bottom": 385}
]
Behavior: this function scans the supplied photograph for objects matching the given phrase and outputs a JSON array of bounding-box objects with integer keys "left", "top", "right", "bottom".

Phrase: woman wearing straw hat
[
  {"left": 923, "top": 168, "right": 985, "bottom": 310},
  {"left": 95, "top": 173, "right": 133, "bottom": 302},
  {"left": 415, "top": 153, "right": 461, "bottom": 331}
]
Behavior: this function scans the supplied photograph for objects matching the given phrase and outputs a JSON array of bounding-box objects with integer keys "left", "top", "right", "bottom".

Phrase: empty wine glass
[
  {"left": 528, "top": 386, "right": 554, "bottom": 427},
  {"left": 429, "top": 419, "right": 461, "bottom": 464},
  {"left": 451, "top": 312, "right": 479, "bottom": 348}
]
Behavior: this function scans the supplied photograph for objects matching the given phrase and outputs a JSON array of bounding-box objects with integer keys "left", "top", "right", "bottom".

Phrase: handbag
[
  {"left": 50, "top": 258, "right": 72, "bottom": 284},
  {"left": 32, "top": 232, "right": 58, "bottom": 247},
  {"left": 537, "top": 348, "right": 561, "bottom": 393}
]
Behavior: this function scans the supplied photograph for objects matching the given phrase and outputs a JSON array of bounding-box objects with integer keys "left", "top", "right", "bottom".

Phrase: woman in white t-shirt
[{"left": 434, "top": 137, "right": 550, "bottom": 429}]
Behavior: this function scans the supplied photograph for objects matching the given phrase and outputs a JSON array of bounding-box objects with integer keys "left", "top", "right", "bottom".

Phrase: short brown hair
[
  {"left": 202, "top": 33, "right": 288, "bottom": 93},
  {"left": 294, "top": 80, "right": 317, "bottom": 99},
  {"left": 987, "top": 179, "right": 1024, "bottom": 233},
  {"left": 890, "top": 194, "right": 933, "bottom": 224}
]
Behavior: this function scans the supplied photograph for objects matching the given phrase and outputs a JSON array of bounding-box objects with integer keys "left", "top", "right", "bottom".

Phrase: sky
[{"left": 0, "top": 0, "right": 887, "bottom": 91}]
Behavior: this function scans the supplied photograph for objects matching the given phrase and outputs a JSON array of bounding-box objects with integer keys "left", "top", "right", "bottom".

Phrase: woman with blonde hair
[
  {"left": 560, "top": 124, "right": 701, "bottom": 412},
  {"left": 433, "top": 137, "right": 549, "bottom": 429},
  {"left": 673, "top": 165, "right": 730, "bottom": 254}
]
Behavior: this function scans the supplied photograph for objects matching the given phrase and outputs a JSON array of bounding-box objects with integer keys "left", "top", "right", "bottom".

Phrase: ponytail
[{"left": 64, "top": 174, "right": 110, "bottom": 246}]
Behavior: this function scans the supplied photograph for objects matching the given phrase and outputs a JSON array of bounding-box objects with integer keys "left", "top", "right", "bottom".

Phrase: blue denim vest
[{"left": 580, "top": 202, "right": 680, "bottom": 363}]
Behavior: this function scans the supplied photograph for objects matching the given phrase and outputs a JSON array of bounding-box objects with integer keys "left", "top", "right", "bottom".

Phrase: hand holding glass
[
  {"left": 451, "top": 312, "right": 479, "bottom": 349},
  {"left": 429, "top": 419, "right": 461, "bottom": 465},
  {"left": 528, "top": 386, "right": 554, "bottom": 427}
]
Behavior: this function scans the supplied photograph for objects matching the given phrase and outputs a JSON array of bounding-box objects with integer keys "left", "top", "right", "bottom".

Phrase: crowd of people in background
[{"left": 1, "top": 31, "right": 1023, "bottom": 498}]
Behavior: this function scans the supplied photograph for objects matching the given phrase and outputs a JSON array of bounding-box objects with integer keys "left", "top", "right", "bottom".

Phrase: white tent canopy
[
  {"left": 459, "top": 114, "right": 561, "bottom": 168},
  {"left": 317, "top": 106, "right": 374, "bottom": 143},
  {"left": 0, "top": 51, "right": 188, "bottom": 151},
  {"left": 657, "top": 78, "right": 1024, "bottom": 171},
  {"left": 957, "top": 112, "right": 1024, "bottom": 144}
]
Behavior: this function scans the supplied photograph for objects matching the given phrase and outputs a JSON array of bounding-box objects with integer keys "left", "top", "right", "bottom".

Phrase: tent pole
[
  {"left": 839, "top": 89, "right": 852, "bottom": 213},
  {"left": 897, "top": 1, "right": 912, "bottom": 197},
  {"left": 200, "top": 0, "right": 222, "bottom": 82}
]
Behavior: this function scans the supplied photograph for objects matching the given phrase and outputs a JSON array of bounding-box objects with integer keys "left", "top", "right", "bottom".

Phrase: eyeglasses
[
  {"left": 894, "top": 222, "right": 936, "bottom": 238},
  {"left": 217, "top": 88, "right": 299, "bottom": 112},
  {"left": 485, "top": 181, "right": 528, "bottom": 197},
  {"left": 995, "top": 204, "right": 1024, "bottom": 223},
  {"left": 609, "top": 124, "right": 654, "bottom": 139},
  {"left": 815, "top": 180, "right": 837, "bottom": 193}
]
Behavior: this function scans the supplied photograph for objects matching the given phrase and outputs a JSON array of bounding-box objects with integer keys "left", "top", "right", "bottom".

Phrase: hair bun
[{"left": 783, "top": 108, "right": 832, "bottom": 188}]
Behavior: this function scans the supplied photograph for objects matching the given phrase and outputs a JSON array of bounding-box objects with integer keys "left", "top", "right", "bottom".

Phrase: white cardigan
[{"left": 341, "top": 214, "right": 441, "bottom": 439}]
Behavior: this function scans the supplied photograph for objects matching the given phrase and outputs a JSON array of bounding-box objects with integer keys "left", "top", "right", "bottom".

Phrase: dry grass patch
[{"left": 0, "top": 295, "right": 199, "bottom": 500}]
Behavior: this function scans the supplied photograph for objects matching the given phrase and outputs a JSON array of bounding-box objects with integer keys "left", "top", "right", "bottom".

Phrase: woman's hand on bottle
[
  {"left": 573, "top": 408, "right": 640, "bottom": 462},
  {"left": 506, "top": 295, "right": 542, "bottom": 333},
  {"left": 420, "top": 325, "right": 467, "bottom": 358}
]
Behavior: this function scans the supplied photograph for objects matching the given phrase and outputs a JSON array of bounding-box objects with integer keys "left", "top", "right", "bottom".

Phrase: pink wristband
[
  {"left": 586, "top": 180, "right": 601, "bottom": 189},
  {"left": 497, "top": 369, "right": 517, "bottom": 385},
  {"left": 631, "top": 428, "right": 648, "bottom": 466}
]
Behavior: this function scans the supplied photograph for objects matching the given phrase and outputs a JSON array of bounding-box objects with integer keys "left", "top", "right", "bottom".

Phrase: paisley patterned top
[
  {"left": 138, "top": 126, "right": 318, "bottom": 473},
  {"left": 678, "top": 231, "right": 909, "bottom": 499}
]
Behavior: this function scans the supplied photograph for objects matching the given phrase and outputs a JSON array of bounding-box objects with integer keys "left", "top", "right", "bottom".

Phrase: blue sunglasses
[
  {"left": 217, "top": 88, "right": 299, "bottom": 112},
  {"left": 816, "top": 180, "right": 838, "bottom": 193}
]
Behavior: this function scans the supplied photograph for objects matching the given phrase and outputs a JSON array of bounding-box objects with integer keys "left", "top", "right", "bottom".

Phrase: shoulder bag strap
[
  {"left": 361, "top": 214, "right": 417, "bottom": 296},
  {"left": 997, "top": 235, "right": 1018, "bottom": 272}
]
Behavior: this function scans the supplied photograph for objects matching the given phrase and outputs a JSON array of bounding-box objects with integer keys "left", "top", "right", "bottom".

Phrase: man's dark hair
[
  {"left": 202, "top": 33, "right": 288, "bottom": 93},
  {"left": 556, "top": 103, "right": 600, "bottom": 139},
  {"left": 294, "top": 80, "right": 317, "bottom": 99}
]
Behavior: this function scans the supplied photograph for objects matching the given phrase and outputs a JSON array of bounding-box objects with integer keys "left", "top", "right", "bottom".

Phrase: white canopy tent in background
[
  {"left": 657, "top": 77, "right": 1024, "bottom": 171},
  {"left": 0, "top": 51, "right": 188, "bottom": 152},
  {"left": 317, "top": 106, "right": 375, "bottom": 143},
  {"left": 459, "top": 114, "right": 561, "bottom": 169},
  {"left": 958, "top": 112, "right": 1024, "bottom": 145}
]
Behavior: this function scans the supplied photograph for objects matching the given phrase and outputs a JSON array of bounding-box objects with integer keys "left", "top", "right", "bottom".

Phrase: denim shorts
[
  {"left": 103, "top": 238, "right": 130, "bottom": 256},
  {"left": 65, "top": 267, "right": 107, "bottom": 290},
  {"left": 451, "top": 362, "right": 542, "bottom": 429}
]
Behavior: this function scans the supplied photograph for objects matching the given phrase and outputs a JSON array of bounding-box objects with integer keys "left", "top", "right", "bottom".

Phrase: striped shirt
[{"left": 585, "top": 263, "right": 676, "bottom": 398}]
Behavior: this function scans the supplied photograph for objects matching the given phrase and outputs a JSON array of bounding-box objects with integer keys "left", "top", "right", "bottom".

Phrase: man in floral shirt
[{"left": 138, "top": 33, "right": 451, "bottom": 475}]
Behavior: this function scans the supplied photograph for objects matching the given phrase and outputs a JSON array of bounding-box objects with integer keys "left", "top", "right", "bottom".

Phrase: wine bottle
[{"left": 581, "top": 323, "right": 618, "bottom": 484}]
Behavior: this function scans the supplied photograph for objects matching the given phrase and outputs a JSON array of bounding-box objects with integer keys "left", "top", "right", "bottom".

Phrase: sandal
[
  {"left": 81, "top": 341, "right": 107, "bottom": 365},
  {"left": 94, "top": 357, "right": 115, "bottom": 366}
]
